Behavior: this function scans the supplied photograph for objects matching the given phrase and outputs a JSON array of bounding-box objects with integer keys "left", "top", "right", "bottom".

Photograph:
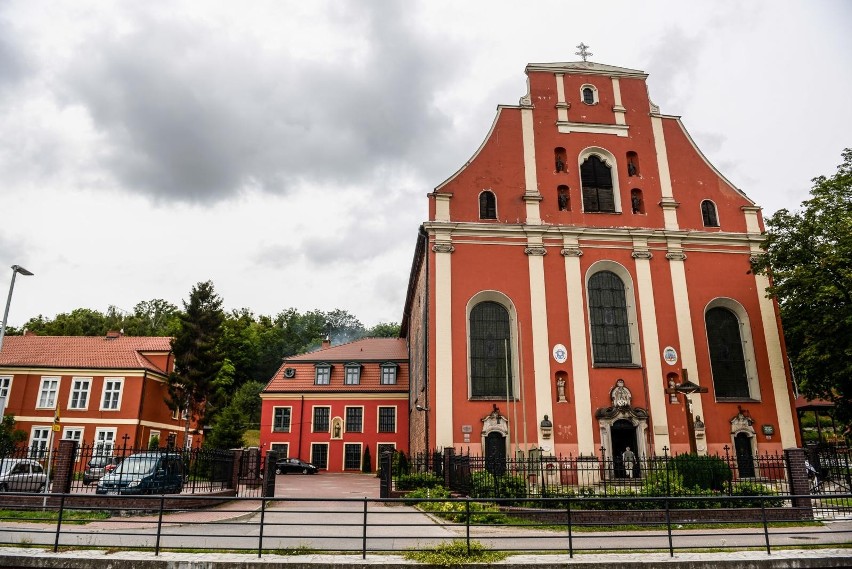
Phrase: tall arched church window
[
  {"left": 706, "top": 307, "right": 750, "bottom": 399},
  {"left": 479, "top": 191, "right": 497, "bottom": 220},
  {"left": 581, "top": 155, "right": 615, "bottom": 213},
  {"left": 469, "top": 301, "right": 513, "bottom": 398},
  {"left": 701, "top": 200, "right": 719, "bottom": 227},
  {"left": 588, "top": 271, "right": 632, "bottom": 364}
]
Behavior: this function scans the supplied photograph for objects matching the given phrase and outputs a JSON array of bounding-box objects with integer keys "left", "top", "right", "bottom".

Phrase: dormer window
[
  {"left": 581, "top": 84, "right": 598, "bottom": 105},
  {"left": 344, "top": 363, "right": 361, "bottom": 385},
  {"left": 315, "top": 363, "right": 331, "bottom": 385},
  {"left": 380, "top": 363, "right": 398, "bottom": 385}
]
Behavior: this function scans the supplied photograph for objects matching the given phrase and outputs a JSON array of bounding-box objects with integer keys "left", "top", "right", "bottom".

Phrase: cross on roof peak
[{"left": 575, "top": 42, "right": 593, "bottom": 62}]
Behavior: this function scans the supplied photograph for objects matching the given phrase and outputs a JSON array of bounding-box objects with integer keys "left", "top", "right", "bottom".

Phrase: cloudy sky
[{"left": 0, "top": 1, "right": 850, "bottom": 329}]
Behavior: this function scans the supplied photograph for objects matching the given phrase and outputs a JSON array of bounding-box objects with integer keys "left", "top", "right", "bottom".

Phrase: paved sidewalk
[{"left": 0, "top": 546, "right": 850, "bottom": 568}]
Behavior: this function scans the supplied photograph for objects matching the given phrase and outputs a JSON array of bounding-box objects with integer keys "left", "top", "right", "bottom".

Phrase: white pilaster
[
  {"left": 526, "top": 234, "right": 553, "bottom": 450},
  {"left": 433, "top": 233, "right": 454, "bottom": 448},
  {"left": 521, "top": 107, "right": 542, "bottom": 224},
  {"left": 651, "top": 115, "right": 679, "bottom": 230}
]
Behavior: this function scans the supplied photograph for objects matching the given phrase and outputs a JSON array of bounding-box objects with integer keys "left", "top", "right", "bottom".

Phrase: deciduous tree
[{"left": 752, "top": 149, "right": 852, "bottom": 430}]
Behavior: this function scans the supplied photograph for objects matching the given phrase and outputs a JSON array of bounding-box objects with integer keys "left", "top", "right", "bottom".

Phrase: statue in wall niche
[
  {"left": 558, "top": 191, "right": 569, "bottom": 211},
  {"left": 631, "top": 194, "right": 642, "bottom": 214},
  {"left": 556, "top": 156, "right": 565, "bottom": 172},
  {"left": 611, "top": 379, "right": 631, "bottom": 409},
  {"left": 627, "top": 161, "right": 637, "bottom": 176},
  {"left": 556, "top": 376, "right": 567, "bottom": 402}
]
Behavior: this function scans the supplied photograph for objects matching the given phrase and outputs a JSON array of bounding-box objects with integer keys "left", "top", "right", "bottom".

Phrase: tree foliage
[
  {"left": 752, "top": 149, "right": 852, "bottom": 428},
  {"left": 168, "top": 281, "right": 226, "bottom": 427}
]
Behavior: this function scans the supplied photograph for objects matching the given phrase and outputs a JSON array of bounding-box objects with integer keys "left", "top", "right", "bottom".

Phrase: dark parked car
[
  {"left": 275, "top": 458, "right": 318, "bottom": 475},
  {"left": 96, "top": 452, "right": 184, "bottom": 495},
  {"left": 83, "top": 455, "right": 123, "bottom": 485}
]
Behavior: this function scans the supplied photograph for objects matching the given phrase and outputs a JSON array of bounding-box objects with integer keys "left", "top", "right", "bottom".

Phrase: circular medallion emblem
[
  {"left": 552, "top": 344, "right": 568, "bottom": 364},
  {"left": 663, "top": 347, "right": 678, "bottom": 366}
]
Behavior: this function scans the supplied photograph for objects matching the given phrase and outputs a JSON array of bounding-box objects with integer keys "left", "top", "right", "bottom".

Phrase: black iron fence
[
  {"left": 0, "top": 442, "right": 268, "bottom": 497},
  {"left": 0, "top": 491, "right": 848, "bottom": 558},
  {"left": 401, "top": 446, "right": 852, "bottom": 520}
]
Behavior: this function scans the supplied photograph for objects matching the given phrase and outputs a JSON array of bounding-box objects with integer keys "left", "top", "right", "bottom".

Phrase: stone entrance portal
[{"left": 595, "top": 379, "right": 648, "bottom": 477}]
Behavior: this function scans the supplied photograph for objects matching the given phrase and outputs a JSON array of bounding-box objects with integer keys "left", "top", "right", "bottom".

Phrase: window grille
[
  {"left": 313, "top": 407, "right": 330, "bottom": 432},
  {"left": 311, "top": 444, "right": 328, "bottom": 469},
  {"left": 273, "top": 407, "right": 291, "bottom": 432},
  {"left": 581, "top": 155, "right": 615, "bottom": 212},
  {"left": 479, "top": 191, "right": 497, "bottom": 219},
  {"left": 588, "top": 271, "right": 632, "bottom": 364},
  {"left": 701, "top": 200, "right": 719, "bottom": 227},
  {"left": 469, "top": 301, "right": 513, "bottom": 398},
  {"left": 378, "top": 407, "right": 396, "bottom": 433},
  {"left": 344, "top": 443, "right": 362, "bottom": 470},
  {"left": 706, "top": 307, "right": 750, "bottom": 398},
  {"left": 345, "top": 407, "right": 363, "bottom": 432}
]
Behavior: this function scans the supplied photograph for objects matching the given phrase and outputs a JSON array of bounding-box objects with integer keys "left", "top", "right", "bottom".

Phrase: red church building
[{"left": 401, "top": 58, "right": 799, "bottom": 474}]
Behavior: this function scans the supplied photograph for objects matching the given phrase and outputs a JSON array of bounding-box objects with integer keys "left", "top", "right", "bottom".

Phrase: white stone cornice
[
  {"left": 432, "top": 243, "right": 455, "bottom": 254},
  {"left": 665, "top": 251, "right": 687, "bottom": 261},
  {"left": 561, "top": 247, "right": 583, "bottom": 257},
  {"left": 557, "top": 121, "right": 629, "bottom": 137},
  {"left": 524, "top": 247, "right": 547, "bottom": 256},
  {"left": 632, "top": 250, "right": 653, "bottom": 260}
]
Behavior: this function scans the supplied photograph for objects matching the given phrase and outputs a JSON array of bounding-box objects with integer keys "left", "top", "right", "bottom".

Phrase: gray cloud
[{"left": 46, "top": 3, "right": 461, "bottom": 205}]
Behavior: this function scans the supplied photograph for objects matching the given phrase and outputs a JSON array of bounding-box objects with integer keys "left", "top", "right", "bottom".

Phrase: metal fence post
[
  {"left": 257, "top": 498, "right": 266, "bottom": 558},
  {"left": 664, "top": 497, "right": 673, "bottom": 557},
  {"left": 155, "top": 495, "right": 165, "bottom": 555},
  {"left": 466, "top": 499, "right": 471, "bottom": 554},
  {"left": 566, "top": 496, "right": 573, "bottom": 558},
  {"left": 761, "top": 496, "right": 771, "bottom": 555},
  {"left": 362, "top": 497, "right": 368, "bottom": 559},
  {"left": 53, "top": 493, "right": 66, "bottom": 553}
]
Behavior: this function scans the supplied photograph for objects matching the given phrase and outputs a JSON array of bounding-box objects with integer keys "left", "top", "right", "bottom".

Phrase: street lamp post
[{"left": 0, "top": 264, "right": 34, "bottom": 354}]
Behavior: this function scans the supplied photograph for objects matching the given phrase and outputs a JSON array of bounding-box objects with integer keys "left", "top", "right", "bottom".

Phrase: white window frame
[
  {"left": 577, "top": 146, "right": 622, "bottom": 214},
  {"left": 344, "top": 363, "right": 361, "bottom": 385},
  {"left": 0, "top": 376, "right": 12, "bottom": 401},
  {"left": 344, "top": 406, "right": 364, "bottom": 433},
  {"left": 312, "top": 405, "right": 331, "bottom": 433},
  {"left": 37, "top": 377, "right": 60, "bottom": 409},
  {"left": 62, "top": 427, "right": 84, "bottom": 442},
  {"left": 94, "top": 427, "right": 117, "bottom": 456},
  {"left": 585, "top": 261, "right": 642, "bottom": 366},
  {"left": 100, "top": 377, "right": 124, "bottom": 411},
  {"left": 148, "top": 430, "right": 161, "bottom": 448},
  {"left": 377, "top": 406, "right": 396, "bottom": 433},
  {"left": 343, "top": 442, "right": 362, "bottom": 470},
  {"left": 68, "top": 377, "right": 92, "bottom": 410},
  {"left": 380, "top": 363, "right": 397, "bottom": 385},
  {"left": 311, "top": 442, "right": 329, "bottom": 469},
  {"left": 580, "top": 83, "right": 599, "bottom": 105},
  {"left": 704, "top": 297, "right": 761, "bottom": 402},
  {"left": 272, "top": 406, "right": 292, "bottom": 432},
  {"left": 30, "top": 426, "right": 51, "bottom": 459},
  {"left": 270, "top": 443, "right": 289, "bottom": 457}
]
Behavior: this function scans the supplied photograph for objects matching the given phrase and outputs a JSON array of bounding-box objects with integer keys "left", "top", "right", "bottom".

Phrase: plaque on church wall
[
  {"left": 552, "top": 344, "right": 568, "bottom": 364},
  {"left": 663, "top": 346, "right": 678, "bottom": 365},
  {"left": 461, "top": 425, "right": 472, "bottom": 434}
]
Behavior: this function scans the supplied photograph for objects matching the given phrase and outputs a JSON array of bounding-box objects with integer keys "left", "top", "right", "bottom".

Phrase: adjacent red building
[
  {"left": 402, "top": 59, "right": 799, "bottom": 475},
  {"left": 260, "top": 338, "right": 409, "bottom": 472},
  {"left": 0, "top": 331, "right": 193, "bottom": 454}
]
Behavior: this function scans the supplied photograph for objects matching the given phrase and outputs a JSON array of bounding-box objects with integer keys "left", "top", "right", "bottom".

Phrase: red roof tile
[
  {"left": 265, "top": 338, "right": 409, "bottom": 393},
  {"left": 0, "top": 335, "right": 172, "bottom": 373}
]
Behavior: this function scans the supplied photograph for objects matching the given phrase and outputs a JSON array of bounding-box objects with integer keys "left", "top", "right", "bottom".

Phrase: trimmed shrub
[
  {"left": 395, "top": 472, "right": 443, "bottom": 491},
  {"left": 670, "top": 454, "right": 732, "bottom": 491},
  {"left": 469, "top": 471, "right": 527, "bottom": 501},
  {"left": 730, "top": 480, "right": 784, "bottom": 508}
]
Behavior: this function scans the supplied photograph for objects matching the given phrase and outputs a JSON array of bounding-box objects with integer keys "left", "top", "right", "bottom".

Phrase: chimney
[
  {"left": 105, "top": 330, "right": 122, "bottom": 339},
  {"left": 321, "top": 335, "right": 331, "bottom": 350},
  {"left": 23, "top": 329, "right": 35, "bottom": 336}
]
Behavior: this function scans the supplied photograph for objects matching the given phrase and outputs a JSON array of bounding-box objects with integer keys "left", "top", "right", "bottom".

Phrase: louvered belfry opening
[{"left": 581, "top": 155, "right": 615, "bottom": 212}]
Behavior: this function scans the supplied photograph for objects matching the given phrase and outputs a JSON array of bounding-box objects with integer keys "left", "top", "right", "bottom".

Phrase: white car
[{"left": 0, "top": 459, "right": 48, "bottom": 492}]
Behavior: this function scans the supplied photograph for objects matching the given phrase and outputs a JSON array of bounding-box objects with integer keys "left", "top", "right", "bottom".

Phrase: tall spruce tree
[{"left": 168, "top": 281, "right": 226, "bottom": 438}]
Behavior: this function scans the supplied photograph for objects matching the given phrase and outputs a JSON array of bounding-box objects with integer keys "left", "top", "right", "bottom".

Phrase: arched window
[
  {"left": 479, "top": 191, "right": 496, "bottom": 220},
  {"left": 706, "top": 307, "right": 749, "bottom": 399},
  {"left": 701, "top": 200, "right": 719, "bottom": 227},
  {"left": 469, "top": 301, "right": 513, "bottom": 398},
  {"left": 581, "top": 86, "right": 597, "bottom": 105},
  {"left": 588, "top": 271, "right": 632, "bottom": 364},
  {"left": 581, "top": 155, "right": 615, "bottom": 213}
]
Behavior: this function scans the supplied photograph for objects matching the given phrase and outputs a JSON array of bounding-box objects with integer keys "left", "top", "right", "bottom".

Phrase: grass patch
[
  {"left": 269, "top": 545, "right": 319, "bottom": 556},
  {"left": 404, "top": 540, "right": 507, "bottom": 566},
  {"left": 0, "top": 509, "right": 111, "bottom": 524}
]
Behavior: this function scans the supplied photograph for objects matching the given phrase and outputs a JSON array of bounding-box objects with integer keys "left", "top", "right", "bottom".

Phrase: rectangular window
[
  {"left": 270, "top": 443, "right": 289, "bottom": 457},
  {"left": 68, "top": 377, "right": 91, "bottom": 410},
  {"left": 344, "top": 365, "right": 360, "bottom": 385},
  {"left": 311, "top": 443, "right": 328, "bottom": 469},
  {"left": 273, "top": 407, "right": 292, "bottom": 432},
  {"left": 37, "top": 377, "right": 59, "bottom": 409},
  {"left": 30, "top": 426, "right": 51, "bottom": 459},
  {"left": 344, "top": 443, "right": 362, "bottom": 470},
  {"left": 381, "top": 365, "right": 397, "bottom": 385},
  {"left": 100, "top": 378, "right": 124, "bottom": 410},
  {"left": 148, "top": 430, "right": 161, "bottom": 448},
  {"left": 378, "top": 407, "right": 396, "bottom": 433},
  {"left": 94, "top": 428, "right": 116, "bottom": 456},
  {"left": 0, "top": 376, "right": 12, "bottom": 400},
  {"left": 315, "top": 365, "right": 330, "bottom": 385},
  {"left": 345, "top": 407, "right": 363, "bottom": 433},
  {"left": 62, "top": 427, "right": 83, "bottom": 442},
  {"left": 313, "top": 407, "right": 330, "bottom": 432}
]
